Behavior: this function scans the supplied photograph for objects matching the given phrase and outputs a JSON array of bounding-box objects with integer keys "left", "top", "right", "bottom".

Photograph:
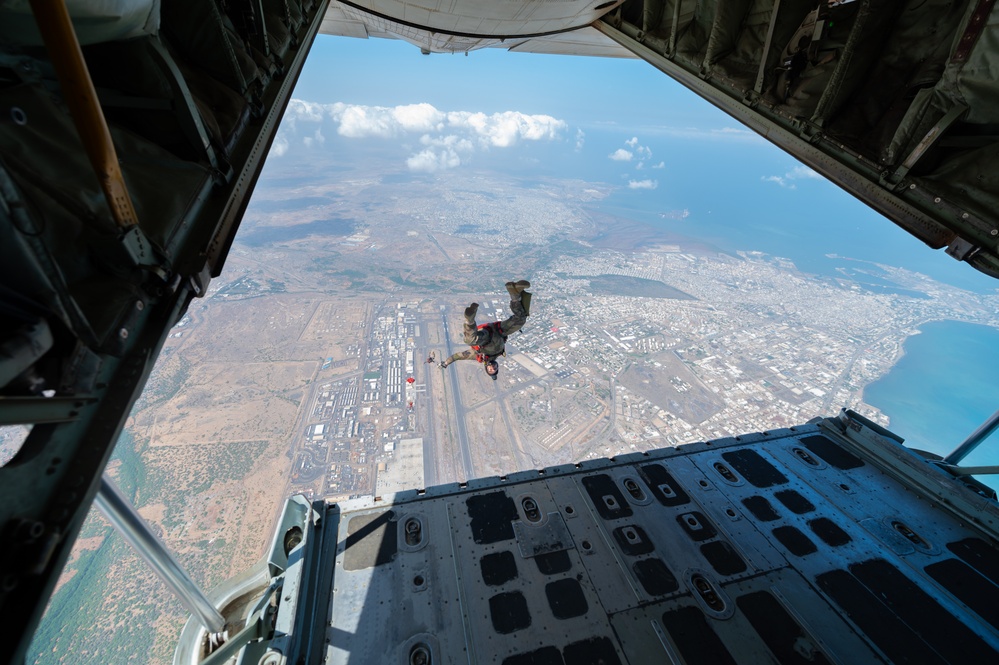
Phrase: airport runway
[{"left": 441, "top": 310, "right": 475, "bottom": 479}]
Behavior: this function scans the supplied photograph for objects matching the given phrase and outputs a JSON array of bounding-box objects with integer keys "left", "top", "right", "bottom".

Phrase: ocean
[
  {"left": 863, "top": 321, "right": 999, "bottom": 470},
  {"left": 565, "top": 129, "right": 999, "bottom": 295}
]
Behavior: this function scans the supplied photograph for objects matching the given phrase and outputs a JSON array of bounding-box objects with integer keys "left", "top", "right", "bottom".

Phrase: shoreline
[{"left": 859, "top": 319, "right": 999, "bottom": 448}]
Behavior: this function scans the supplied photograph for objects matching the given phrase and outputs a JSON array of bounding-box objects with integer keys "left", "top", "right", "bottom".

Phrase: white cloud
[
  {"left": 270, "top": 135, "right": 289, "bottom": 158},
  {"left": 303, "top": 128, "right": 325, "bottom": 148},
  {"left": 337, "top": 105, "right": 398, "bottom": 138},
  {"left": 275, "top": 99, "right": 567, "bottom": 172},
  {"left": 407, "top": 148, "right": 461, "bottom": 173},
  {"left": 419, "top": 134, "right": 474, "bottom": 153},
  {"left": 444, "top": 110, "right": 565, "bottom": 148},
  {"left": 575, "top": 129, "right": 585, "bottom": 151},
  {"left": 393, "top": 103, "right": 446, "bottom": 133},
  {"left": 788, "top": 165, "right": 822, "bottom": 180},
  {"left": 282, "top": 99, "right": 325, "bottom": 131},
  {"left": 617, "top": 137, "right": 652, "bottom": 167},
  {"left": 628, "top": 179, "right": 658, "bottom": 190},
  {"left": 635, "top": 162, "right": 644, "bottom": 170},
  {"left": 652, "top": 161, "right": 665, "bottom": 169},
  {"left": 762, "top": 165, "right": 825, "bottom": 188},
  {"left": 762, "top": 175, "right": 794, "bottom": 189}
]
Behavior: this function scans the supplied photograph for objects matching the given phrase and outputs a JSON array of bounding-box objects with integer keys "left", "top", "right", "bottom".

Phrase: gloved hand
[{"left": 439, "top": 361, "right": 447, "bottom": 369}]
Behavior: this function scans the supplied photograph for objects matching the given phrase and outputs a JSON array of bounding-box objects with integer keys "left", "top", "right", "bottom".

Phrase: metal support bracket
[
  {"left": 0, "top": 396, "right": 96, "bottom": 426},
  {"left": 755, "top": 0, "right": 782, "bottom": 93},
  {"left": 146, "top": 38, "right": 233, "bottom": 184},
  {"left": 933, "top": 463, "right": 999, "bottom": 477},
  {"left": 667, "top": 0, "right": 682, "bottom": 56},
  {"left": 886, "top": 104, "right": 968, "bottom": 188},
  {"left": 943, "top": 409, "right": 999, "bottom": 465}
]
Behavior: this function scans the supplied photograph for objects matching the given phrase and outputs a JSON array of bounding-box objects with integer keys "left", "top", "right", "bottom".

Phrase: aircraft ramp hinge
[
  {"left": 0, "top": 519, "right": 61, "bottom": 581},
  {"left": 945, "top": 236, "right": 980, "bottom": 262},
  {"left": 188, "top": 265, "right": 213, "bottom": 298}
]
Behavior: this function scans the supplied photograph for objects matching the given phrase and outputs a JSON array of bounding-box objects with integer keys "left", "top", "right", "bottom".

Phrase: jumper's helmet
[{"left": 485, "top": 360, "right": 499, "bottom": 379}]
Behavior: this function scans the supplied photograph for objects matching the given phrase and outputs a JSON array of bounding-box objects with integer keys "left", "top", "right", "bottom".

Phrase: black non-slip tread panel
[
  {"left": 502, "top": 646, "right": 564, "bottom": 665},
  {"left": 850, "top": 558, "right": 998, "bottom": 663},
  {"left": 661, "top": 606, "right": 738, "bottom": 665},
  {"left": 700, "top": 540, "right": 747, "bottom": 576},
  {"left": 481, "top": 550, "right": 518, "bottom": 587},
  {"left": 638, "top": 463, "right": 692, "bottom": 506},
  {"left": 736, "top": 591, "right": 832, "bottom": 665},
  {"left": 742, "top": 495, "right": 781, "bottom": 522},
  {"left": 800, "top": 435, "right": 864, "bottom": 469},
  {"left": 947, "top": 537, "right": 999, "bottom": 587},
  {"left": 721, "top": 449, "right": 788, "bottom": 488},
  {"left": 772, "top": 526, "right": 817, "bottom": 557},
  {"left": 817, "top": 568, "right": 947, "bottom": 665},
  {"left": 562, "top": 637, "right": 621, "bottom": 665},
  {"left": 774, "top": 489, "right": 815, "bottom": 515},
  {"left": 545, "top": 578, "right": 589, "bottom": 620},
  {"left": 808, "top": 517, "right": 851, "bottom": 547},
  {"left": 925, "top": 558, "right": 999, "bottom": 630},
  {"left": 467, "top": 491, "right": 519, "bottom": 544},
  {"left": 633, "top": 557, "right": 679, "bottom": 596},
  {"left": 490, "top": 591, "right": 531, "bottom": 635},
  {"left": 535, "top": 550, "right": 572, "bottom": 575},
  {"left": 581, "top": 474, "right": 633, "bottom": 520}
]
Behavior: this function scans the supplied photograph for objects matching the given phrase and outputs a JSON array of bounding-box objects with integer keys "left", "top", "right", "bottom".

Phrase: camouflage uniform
[{"left": 442, "top": 282, "right": 530, "bottom": 368}]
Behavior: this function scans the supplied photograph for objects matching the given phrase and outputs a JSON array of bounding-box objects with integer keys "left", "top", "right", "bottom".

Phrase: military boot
[
  {"left": 505, "top": 280, "right": 531, "bottom": 298},
  {"left": 464, "top": 302, "right": 479, "bottom": 320},
  {"left": 520, "top": 291, "right": 532, "bottom": 316}
]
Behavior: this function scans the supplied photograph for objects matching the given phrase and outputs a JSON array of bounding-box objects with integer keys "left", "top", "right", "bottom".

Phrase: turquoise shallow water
[{"left": 864, "top": 320, "right": 999, "bottom": 468}]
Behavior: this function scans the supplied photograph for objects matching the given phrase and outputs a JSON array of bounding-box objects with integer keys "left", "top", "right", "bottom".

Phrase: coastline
[
  {"left": 860, "top": 319, "right": 999, "bottom": 456},
  {"left": 856, "top": 326, "right": 925, "bottom": 426}
]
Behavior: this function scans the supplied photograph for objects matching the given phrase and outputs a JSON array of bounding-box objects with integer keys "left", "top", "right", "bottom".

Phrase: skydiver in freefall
[{"left": 440, "top": 280, "right": 532, "bottom": 381}]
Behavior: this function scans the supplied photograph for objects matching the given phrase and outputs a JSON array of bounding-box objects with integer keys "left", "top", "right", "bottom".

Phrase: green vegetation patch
[
  {"left": 30, "top": 531, "right": 158, "bottom": 665},
  {"left": 546, "top": 239, "right": 594, "bottom": 258},
  {"left": 583, "top": 274, "right": 696, "bottom": 300}
]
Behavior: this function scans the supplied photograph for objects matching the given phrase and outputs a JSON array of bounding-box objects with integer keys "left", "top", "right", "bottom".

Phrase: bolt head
[{"left": 118, "top": 328, "right": 129, "bottom": 340}]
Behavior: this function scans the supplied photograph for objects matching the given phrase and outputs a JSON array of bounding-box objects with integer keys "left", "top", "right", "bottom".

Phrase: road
[
  {"left": 418, "top": 314, "right": 439, "bottom": 486},
  {"left": 441, "top": 309, "right": 475, "bottom": 479}
]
